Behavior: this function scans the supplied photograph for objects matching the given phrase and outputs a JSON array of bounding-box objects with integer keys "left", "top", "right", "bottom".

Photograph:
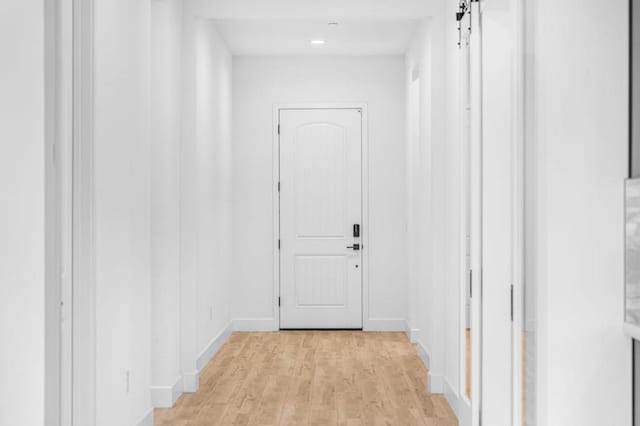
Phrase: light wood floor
[{"left": 155, "top": 331, "right": 457, "bottom": 426}]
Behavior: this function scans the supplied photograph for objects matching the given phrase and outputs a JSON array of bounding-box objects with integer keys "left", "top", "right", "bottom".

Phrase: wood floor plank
[{"left": 154, "top": 331, "right": 458, "bottom": 426}]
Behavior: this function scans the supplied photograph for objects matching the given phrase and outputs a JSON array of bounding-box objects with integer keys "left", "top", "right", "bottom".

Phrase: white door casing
[
  {"left": 279, "top": 108, "right": 363, "bottom": 329},
  {"left": 469, "top": 1, "right": 484, "bottom": 425}
]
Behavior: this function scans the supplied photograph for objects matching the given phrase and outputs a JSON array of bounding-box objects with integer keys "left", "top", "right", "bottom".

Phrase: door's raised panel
[
  {"left": 293, "top": 124, "right": 347, "bottom": 239},
  {"left": 294, "top": 255, "right": 347, "bottom": 307}
]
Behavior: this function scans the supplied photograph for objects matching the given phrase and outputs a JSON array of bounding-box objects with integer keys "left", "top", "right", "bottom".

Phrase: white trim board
[
  {"left": 416, "top": 340, "right": 430, "bottom": 370},
  {"left": 151, "top": 376, "right": 183, "bottom": 409},
  {"left": 217, "top": 317, "right": 409, "bottom": 333},
  {"left": 444, "top": 378, "right": 459, "bottom": 416},
  {"left": 428, "top": 372, "right": 444, "bottom": 394},
  {"left": 365, "top": 318, "right": 407, "bottom": 332},
  {"left": 404, "top": 319, "right": 421, "bottom": 343},
  {"left": 182, "top": 371, "right": 198, "bottom": 394},
  {"left": 273, "top": 103, "right": 370, "bottom": 331},
  {"left": 46, "top": 0, "right": 74, "bottom": 424},
  {"left": 196, "top": 321, "right": 234, "bottom": 371},
  {"left": 154, "top": 321, "right": 234, "bottom": 407},
  {"left": 458, "top": 398, "right": 472, "bottom": 426},
  {"left": 233, "top": 318, "right": 277, "bottom": 332},
  {"left": 444, "top": 378, "right": 472, "bottom": 426},
  {"left": 510, "top": 2, "right": 526, "bottom": 426},
  {"left": 72, "top": 0, "right": 97, "bottom": 424},
  {"left": 187, "top": 321, "right": 234, "bottom": 391},
  {"left": 414, "top": 340, "right": 443, "bottom": 394}
]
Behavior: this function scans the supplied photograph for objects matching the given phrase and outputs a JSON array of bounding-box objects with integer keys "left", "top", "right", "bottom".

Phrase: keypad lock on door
[{"left": 348, "top": 224, "right": 361, "bottom": 251}]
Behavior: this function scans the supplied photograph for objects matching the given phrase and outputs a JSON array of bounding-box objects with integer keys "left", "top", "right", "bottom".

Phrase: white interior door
[
  {"left": 279, "top": 108, "right": 363, "bottom": 329},
  {"left": 481, "top": 3, "right": 515, "bottom": 426}
]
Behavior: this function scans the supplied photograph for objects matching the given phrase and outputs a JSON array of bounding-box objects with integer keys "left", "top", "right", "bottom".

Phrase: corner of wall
[
  {"left": 415, "top": 339, "right": 445, "bottom": 394},
  {"left": 404, "top": 319, "right": 421, "bottom": 343}
]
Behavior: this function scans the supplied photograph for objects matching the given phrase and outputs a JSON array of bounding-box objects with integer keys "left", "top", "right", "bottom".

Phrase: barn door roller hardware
[
  {"left": 456, "top": 0, "right": 478, "bottom": 47},
  {"left": 456, "top": 0, "right": 469, "bottom": 22}
]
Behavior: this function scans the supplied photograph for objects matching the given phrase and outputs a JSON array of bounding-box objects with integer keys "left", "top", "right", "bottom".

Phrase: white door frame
[
  {"left": 71, "top": 0, "right": 97, "bottom": 424},
  {"left": 510, "top": 0, "right": 526, "bottom": 424},
  {"left": 45, "top": 0, "right": 73, "bottom": 423},
  {"left": 457, "top": 5, "right": 474, "bottom": 424},
  {"left": 272, "top": 103, "right": 369, "bottom": 331},
  {"left": 46, "top": 1, "right": 96, "bottom": 425},
  {"left": 45, "top": 0, "right": 83, "bottom": 424},
  {"left": 469, "top": 2, "right": 484, "bottom": 425}
]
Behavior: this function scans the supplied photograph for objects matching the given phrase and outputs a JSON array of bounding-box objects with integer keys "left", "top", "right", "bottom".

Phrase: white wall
[
  {"left": 406, "top": 20, "right": 439, "bottom": 383},
  {"left": 232, "top": 56, "right": 407, "bottom": 330},
  {"left": 525, "top": 0, "right": 631, "bottom": 424},
  {"left": 440, "top": 0, "right": 464, "bottom": 412},
  {"left": 405, "top": 0, "right": 465, "bottom": 415},
  {"left": 0, "top": 2, "right": 47, "bottom": 425},
  {"left": 94, "top": 1, "right": 152, "bottom": 425},
  {"left": 180, "top": 15, "right": 234, "bottom": 392},
  {"left": 150, "top": 0, "right": 183, "bottom": 408},
  {"left": 194, "top": 20, "right": 234, "bottom": 354}
]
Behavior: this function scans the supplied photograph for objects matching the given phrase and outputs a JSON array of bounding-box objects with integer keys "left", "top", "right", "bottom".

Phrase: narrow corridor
[{"left": 155, "top": 332, "right": 457, "bottom": 425}]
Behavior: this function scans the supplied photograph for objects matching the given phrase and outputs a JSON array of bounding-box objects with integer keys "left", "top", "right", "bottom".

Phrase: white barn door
[
  {"left": 480, "top": 3, "right": 518, "bottom": 426},
  {"left": 279, "top": 108, "right": 363, "bottom": 329}
]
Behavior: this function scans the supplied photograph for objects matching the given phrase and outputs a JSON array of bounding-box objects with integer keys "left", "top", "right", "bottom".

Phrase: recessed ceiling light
[{"left": 310, "top": 39, "right": 326, "bottom": 45}]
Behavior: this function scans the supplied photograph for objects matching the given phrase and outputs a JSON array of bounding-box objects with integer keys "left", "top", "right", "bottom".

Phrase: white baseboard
[
  {"left": 443, "top": 378, "right": 458, "bottom": 413},
  {"left": 233, "top": 318, "right": 276, "bottom": 331},
  {"left": 428, "top": 371, "right": 444, "bottom": 393},
  {"left": 160, "top": 320, "right": 242, "bottom": 403},
  {"left": 197, "top": 320, "right": 234, "bottom": 371},
  {"left": 458, "top": 396, "right": 472, "bottom": 426},
  {"left": 414, "top": 340, "right": 443, "bottom": 393},
  {"left": 231, "top": 317, "right": 408, "bottom": 332},
  {"left": 364, "top": 318, "right": 407, "bottom": 331},
  {"left": 179, "top": 321, "right": 234, "bottom": 397},
  {"left": 136, "top": 408, "right": 154, "bottom": 426},
  {"left": 151, "top": 375, "right": 183, "bottom": 408},
  {"left": 444, "top": 378, "right": 471, "bottom": 426},
  {"left": 416, "top": 340, "right": 430, "bottom": 370},
  {"left": 182, "top": 371, "right": 198, "bottom": 393},
  {"left": 403, "top": 320, "right": 420, "bottom": 343}
]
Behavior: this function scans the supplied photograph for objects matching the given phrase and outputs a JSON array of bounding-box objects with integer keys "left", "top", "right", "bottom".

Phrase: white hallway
[{"left": 0, "top": 0, "right": 633, "bottom": 425}]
